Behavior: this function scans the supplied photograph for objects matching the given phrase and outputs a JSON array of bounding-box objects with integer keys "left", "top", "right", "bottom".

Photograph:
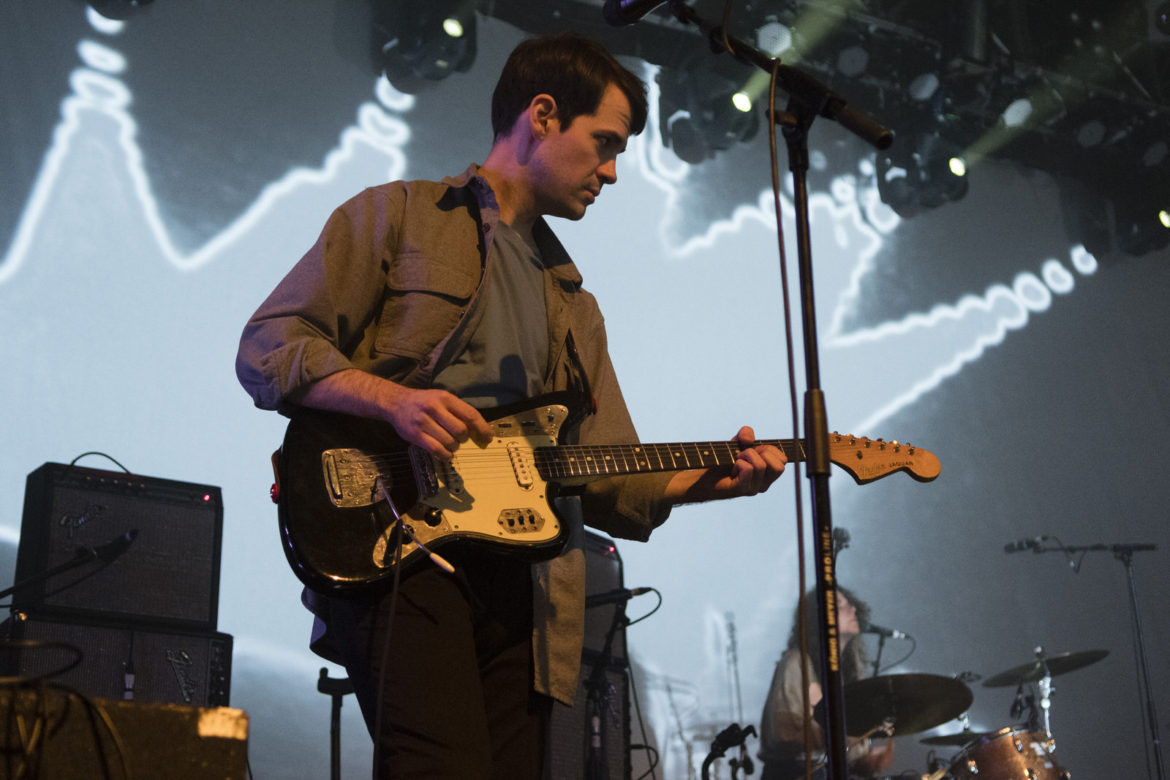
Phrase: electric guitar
[{"left": 275, "top": 392, "right": 941, "bottom": 594}]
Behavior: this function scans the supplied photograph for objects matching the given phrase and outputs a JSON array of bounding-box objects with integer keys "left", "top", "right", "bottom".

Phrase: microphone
[
  {"left": 82, "top": 529, "right": 139, "bottom": 562},
  {"left": 863, "top": 622, "right": 910, "bottom": 640},
  {"left": 585, "top": 586, "right": 652, "bottom": 608},
  {"left": 602, "top": 0, "right": 670, "bottom": 26},
  {"left": 1004, "top": 536, "right": 1047, "bottom": 553}
]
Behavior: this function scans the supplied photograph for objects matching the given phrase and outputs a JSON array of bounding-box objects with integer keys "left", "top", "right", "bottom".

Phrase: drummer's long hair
[{"left": 786, "top": 586, "right": 871, "bottom": 683}]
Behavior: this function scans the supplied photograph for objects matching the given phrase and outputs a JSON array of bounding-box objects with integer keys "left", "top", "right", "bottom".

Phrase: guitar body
[{"left": 277, "top": 393, "right": 586, "bottom": 594}]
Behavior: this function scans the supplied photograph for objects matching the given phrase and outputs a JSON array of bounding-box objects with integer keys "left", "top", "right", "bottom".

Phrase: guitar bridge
[{"left": 321, "top": 449, "right": 383, "bottom": 508}]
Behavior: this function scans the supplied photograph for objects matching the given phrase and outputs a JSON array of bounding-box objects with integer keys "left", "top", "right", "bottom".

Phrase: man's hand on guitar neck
[
  {"left": 662, "top": 426, "right": 787, "bottom": 506},
  {"left": 295, "top": 369, "right": 494, "bottom": 460}
]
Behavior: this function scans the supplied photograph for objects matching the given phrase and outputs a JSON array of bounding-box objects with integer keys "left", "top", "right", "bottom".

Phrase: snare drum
[{"left": 947, "top": 727, "right": 1070, "bottom": 779}]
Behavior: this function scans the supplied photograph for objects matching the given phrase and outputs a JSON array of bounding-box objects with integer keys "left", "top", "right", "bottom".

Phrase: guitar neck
[{"left": 535, "top": 439, "right": 806, "bottom": 482}]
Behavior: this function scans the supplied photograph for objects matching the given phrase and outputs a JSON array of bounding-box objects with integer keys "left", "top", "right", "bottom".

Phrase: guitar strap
[{"left": 553, "top": 329, "right": 595, "bottom": 442}]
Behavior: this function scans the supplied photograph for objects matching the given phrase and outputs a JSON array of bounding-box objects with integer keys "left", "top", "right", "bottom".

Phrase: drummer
[{"left": 758, "top": 587, "right": 897, "bottom": 780}]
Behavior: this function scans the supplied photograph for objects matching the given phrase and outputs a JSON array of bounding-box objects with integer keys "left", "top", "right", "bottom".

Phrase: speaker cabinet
[
  {"left": 0, "top": 688, "right": 248, "bottom": 779},
  {"left": 548, "top": 533, "right": 632, "bottom": 780},
  {"left": 14, "top": 462, "right": 223, "bottom": 630},
  {"left": 2, "top": 615, "right": 232, "bottom": 708},
  {"left": 581, "top": 533, "right": 628, "bottom": 665}
]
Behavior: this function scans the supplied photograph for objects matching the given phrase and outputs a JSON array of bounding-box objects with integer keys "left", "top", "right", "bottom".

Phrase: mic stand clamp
[{"left": 701, "top": 723, "right": 757, "bottom": 780}]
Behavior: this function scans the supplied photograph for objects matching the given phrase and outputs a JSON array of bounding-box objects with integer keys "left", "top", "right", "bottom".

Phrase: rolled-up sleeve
[{"left": 235, "top": 187, "right": 404, "bottom": 410}]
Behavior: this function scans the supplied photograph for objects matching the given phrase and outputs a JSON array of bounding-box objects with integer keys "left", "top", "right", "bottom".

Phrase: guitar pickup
[
  {"left": 410, "top": 446, "right": 440, "bottom": 499},
  {"left": 507, "top": 442, "right": 534, "bottom": 490}
]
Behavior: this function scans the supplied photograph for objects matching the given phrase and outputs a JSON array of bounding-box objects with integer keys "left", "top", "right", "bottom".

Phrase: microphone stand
[
  {"left": 0, "top": 544, "right": 114, "bottom": 605},
  {"left": 1039, "top": 541, "right": 1163, "bottom": 780},
  {"left": 871, "top": 634, "right": 887, "bottom": 678},
  {"left": 661, "top": 3, "right": 893, "bottom": 778},
  {"left": 585, "top": 601, "right": 628, "bottom": 780}
]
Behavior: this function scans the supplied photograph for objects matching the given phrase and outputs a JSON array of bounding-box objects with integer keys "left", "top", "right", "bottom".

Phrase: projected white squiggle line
[{"left": 0, "top": 14, "right": 414, "bottom": 282}]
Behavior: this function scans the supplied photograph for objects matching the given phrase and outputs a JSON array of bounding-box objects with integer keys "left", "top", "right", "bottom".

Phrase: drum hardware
[
  {"left": 920, "top": 700, "right": 991, "bottom": 748},
  {"left": 983, "top": 646, "right": 1108, "bottom": 743}
]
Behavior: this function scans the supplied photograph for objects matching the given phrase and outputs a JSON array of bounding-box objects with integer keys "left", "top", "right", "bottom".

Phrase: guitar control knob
[{"left": 424, "top": 508, "right": 444, "bottom": 527}]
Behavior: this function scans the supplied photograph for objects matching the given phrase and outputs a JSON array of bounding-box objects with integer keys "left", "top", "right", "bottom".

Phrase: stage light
[
  {"left": 657, "top": 61, "right": 760, "bottom": 165},
  {"left": 375, "top": 0, "right": 477, "bottom": 93},
  {"left": 876, "top": 131, "right": 970, "bottom": 218},
  {"left": 1113, "top": 175, "right": 1170, "bottom": 256},
  {"left": 87, "top": 0, "right": 153, "bottom": 20},
  {"left": 1116, "top": 207, "right": 1170, "bottom": 255},
  {"left": 442, "top": 17, "right": 466, "bottom": 38},
  {"left": 836, "top": 45, "right": 869, "bottom": 78},
  {"left": 1155, "top": 2, "right": 1170, "bottom": 34},
  {"left": 755, "top": 20, "right": 792, "bottom": 56},
  {"left": 1000, "top": 98, "right": 1033, "bottom": 128}
]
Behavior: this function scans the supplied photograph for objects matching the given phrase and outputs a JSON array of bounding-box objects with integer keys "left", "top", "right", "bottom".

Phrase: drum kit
[{"left": 826, "top": 647, "right": 1108, "bottom": 779}]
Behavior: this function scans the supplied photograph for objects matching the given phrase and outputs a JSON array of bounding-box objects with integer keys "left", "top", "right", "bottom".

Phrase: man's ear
[{"left": 527, "top": 94, "right": 559, "bottom": 140}]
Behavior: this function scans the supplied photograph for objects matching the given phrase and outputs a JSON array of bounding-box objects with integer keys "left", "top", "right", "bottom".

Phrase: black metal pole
[
  {"left": 657, "top": 4, "right": 893, "bottom": 777},
  {"left": 1115, "top": 547, "right": 1165, "bottom": 780}
]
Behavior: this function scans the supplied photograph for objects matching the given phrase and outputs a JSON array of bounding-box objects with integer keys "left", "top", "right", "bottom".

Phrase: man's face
[{"left": 530, "top": 84, "right": 632, "bottom": 221}]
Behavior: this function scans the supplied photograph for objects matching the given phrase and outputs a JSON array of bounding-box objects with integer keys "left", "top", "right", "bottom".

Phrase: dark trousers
[{"left": 327, "top": 551, "right": 551, "bottom": 779}]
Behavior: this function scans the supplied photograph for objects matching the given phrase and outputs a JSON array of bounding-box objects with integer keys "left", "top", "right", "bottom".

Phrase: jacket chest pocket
[{"left": 372, "top": 251, "right": 480, "bottom": 360}]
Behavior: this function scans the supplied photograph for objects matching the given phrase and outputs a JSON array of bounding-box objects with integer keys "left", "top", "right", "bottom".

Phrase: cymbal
[
  {"left": 816, "top": 673, "right": 974, "bottom": 737},
  {"left": 920, "top": 729, "right": 992, "bottom": 747},
  {"left": 982, "top": 649, "right": 1109, "bottom": 688}
]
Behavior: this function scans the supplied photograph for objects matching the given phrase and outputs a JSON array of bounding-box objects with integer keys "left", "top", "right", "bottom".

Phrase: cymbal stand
[
  {"left": 1037, "top": 667, "right": 1054, "bottom": 740},
  {"left": 660, "top": 3, "right": 892, "bottom": 778}
]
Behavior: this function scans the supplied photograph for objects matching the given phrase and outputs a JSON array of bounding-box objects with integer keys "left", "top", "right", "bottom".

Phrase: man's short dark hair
[{"left": 491, "top": 33, "right": 648, "bottom": 140}]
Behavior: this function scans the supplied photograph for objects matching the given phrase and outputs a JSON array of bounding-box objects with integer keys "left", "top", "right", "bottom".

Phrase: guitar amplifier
[
  {"left": 581, "top": 531, "right": 629, "bottom": 664},
  {"left": 13, "top": 462, "right": 223, "bottom": 630},
  {"left": 1, "top": 614, "right": 233, "bottom": 708},
  {"left": 548, "top": 532, "right": 632, "bottom": 780}
]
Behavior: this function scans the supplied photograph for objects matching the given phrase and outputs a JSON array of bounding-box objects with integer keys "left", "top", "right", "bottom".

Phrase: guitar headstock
[{"left": 829, "top": 432, "right": 941, "bottom": 484}]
